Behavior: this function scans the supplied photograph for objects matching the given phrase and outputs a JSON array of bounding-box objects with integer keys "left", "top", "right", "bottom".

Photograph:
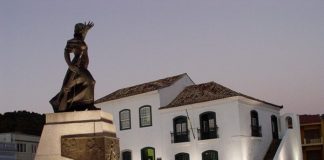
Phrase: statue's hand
[{"left": 69, "top": 65, "right": 80, "bottom": 73}]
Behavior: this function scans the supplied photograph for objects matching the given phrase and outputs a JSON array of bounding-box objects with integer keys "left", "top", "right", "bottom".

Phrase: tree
[{"left": 0, "top": 110, "right": 45, "bottom": 136}]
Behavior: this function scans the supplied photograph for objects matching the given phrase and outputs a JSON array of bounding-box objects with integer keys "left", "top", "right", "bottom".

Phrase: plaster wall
[
  {"left": 0, "top": 133, "right": 12, "bottom": 143},
  {"left": 15, "top": 134, "right": 39, "bottom": 160},
  {"left": 280, "top": 113, "right": 301, "bottom": 140},
  {"left": 158, "top": 74, "right": 194, "bottom": 107},
  {"left": 159, "top": 98, "right": 248, "bottom": 160},
  {"left": 98, "top": 94, "right": 286, "bottom": 160},
  {"left": 274, "top": 129, "right": 303, "bottom": 160},
  {"left": 273, "top": 113, "right": 302, "bottom": 160},
  {"left": 237, "top": 99, "right": 281, "bottom": 160},
  {"left": 97, "top": 91, "right": 164, "bottom": 160}
]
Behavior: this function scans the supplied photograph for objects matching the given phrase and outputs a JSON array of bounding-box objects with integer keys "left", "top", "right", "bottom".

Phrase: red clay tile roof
[
  {"left": 95, "top": 73, "right": 186, "bottom": 103},
  {"left": 160, "top": 82, "right": 283, "bottom": 109},
  {"left": 299, "top": 115, "right": 321, "bottom": 124}
]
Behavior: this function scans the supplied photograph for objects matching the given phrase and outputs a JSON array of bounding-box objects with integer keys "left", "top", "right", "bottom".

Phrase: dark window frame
[
  {"left": 250, "top": 110, "right": 262, "bottom": 137},
  {"left": 286, "top": 116, "right": 293, "bottom": 129},
  {"left": 119, "top": 109, "right": 131, "bottom": 130},
  {"left": 139, "top": 105, "right": 152, "bottom": 128},
  {"left": 122, "top": 150, "right": 132, "bottom": 160},
  {"left": 141, "top": 147, "right": 155, "bottom": 160},
  {"left": 202, "top": 150, "right": 218, "bottom": 160},
  {"left": 271, "top": 115, "right": 279, "bottom": 139},
  {"left": 173, "top": 116, "right": 190, "bottom": 143},
  {"left": 199, "top": 111, "right": 218, "bottom": 140},
  {"left": 175, "top": 152, "right": 190, "bottom": 160}
]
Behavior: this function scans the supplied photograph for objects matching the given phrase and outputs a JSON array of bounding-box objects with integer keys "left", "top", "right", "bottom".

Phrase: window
[
  {"left": 199, "top": 112, "right": 218, "bottom": 140},
  {"left": 271, "top": 115, "right": 279, "bottom": 139},
  {"left": 175, "top": 152, "right": 190, "bottom": 160},
  {"left": 16, "top": 143, "right": 26, "bottom": 152},
  {"left": 31, "top": 144, "right": 37, "bottom": 153},
  {"left": 120, "top": 109, "right": 131, "bottom": 130},
  {"left": 306, "top": 150, "right": 322, "bottom": 160},
  {"left": 286, "top": 116, "right": 293, "bottom": 129},
  {"left": 202, "top": 150, "right": 218, "bottom": 160},
  {"left": 139, "top": 105, "right": 152, "bottom": 127},
  {"left": 251, "top": 110, "right": 262, "bottom": 137},
  {"left": 141, "top": 147, "right": 155, "bottom": 160},
  {"left": 122, "top": 150, "right": 132, "bottom": 160},
  {"left": 304, "top": 129, "right": 321, "bottom": 144},
  {"left": 172, "top": 116, "right": 189, "bottom": 143}
]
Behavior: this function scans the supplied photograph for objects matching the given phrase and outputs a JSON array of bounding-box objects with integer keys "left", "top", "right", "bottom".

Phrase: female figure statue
[{"left": 50, "top": 22, "right": 99, "bottom": 112}]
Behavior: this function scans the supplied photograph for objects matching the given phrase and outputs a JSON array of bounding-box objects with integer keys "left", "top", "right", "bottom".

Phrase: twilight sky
[{"left": 1, "top": 0, "right": 323, "bottom": 114}]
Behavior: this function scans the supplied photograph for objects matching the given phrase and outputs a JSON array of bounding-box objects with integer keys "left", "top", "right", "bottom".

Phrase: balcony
[
  {"left": 197, "top": 126, "right": 219, "bottom": 140},
  {"left": 0, "top": 142, "right": 16, "bottom": 152},
  {"left": 251, "top": 125, "right": 262, "bottom": 137},
  {"left": 171, "top": 130, "right": 190, "bottom": 143},
  {"left": 302, "top": 137, "right": 323, "bottom": 146}
]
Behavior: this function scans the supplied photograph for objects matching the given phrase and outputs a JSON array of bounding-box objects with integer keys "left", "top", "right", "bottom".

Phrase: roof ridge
[
  {"left": 95, "top": 73, "right": 187, "bottom": 103},
  {"left": 160, "top": 81, "right": 282, "bottom": 109}
]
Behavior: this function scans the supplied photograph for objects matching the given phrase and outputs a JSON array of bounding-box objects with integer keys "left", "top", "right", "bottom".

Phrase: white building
[
  {"left": 95, "top": 73, "right": 302, "bottom": 160},
  {"left": 0, "top": 133, "right": 39, "bottom": 160}
]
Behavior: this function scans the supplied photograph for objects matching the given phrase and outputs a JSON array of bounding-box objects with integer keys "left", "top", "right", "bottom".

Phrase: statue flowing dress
[{"left": 50, "top": 22, "right": 97, "bottom": 112}]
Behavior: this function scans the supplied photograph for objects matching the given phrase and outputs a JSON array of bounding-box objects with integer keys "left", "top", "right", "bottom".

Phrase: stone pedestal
[{"left": 35, "top": 110, "right": 119, "bottom": 160}]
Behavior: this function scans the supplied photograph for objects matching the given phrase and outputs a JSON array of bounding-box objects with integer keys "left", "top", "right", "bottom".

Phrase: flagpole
[{"left": 186, "top": 109, "right": 195, "bottom": 139}]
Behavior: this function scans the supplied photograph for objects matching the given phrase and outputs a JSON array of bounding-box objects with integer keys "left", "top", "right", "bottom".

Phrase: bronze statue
[{"left": 50, "top": 22, "right": 99, "bottom": 112}]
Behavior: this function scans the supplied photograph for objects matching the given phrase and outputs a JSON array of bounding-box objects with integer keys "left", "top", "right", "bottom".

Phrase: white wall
[
  {"left": 158, "top": 96, "right": 282, "bottom": 160},
  {"left": 158, "top": 74, "right": 194, "bottom": 107},
  {"left": 274, "top": 129, "right": 303, "bottom": 160},
  {"left": 98, "top": 93, "right": 286, "bottom": 160},
  {"left": 96, "top": 91, "right": 164, "bottom": 160},
  {"left": 237, "top": 97, "right": 281, "bottom": 160},
  {"left": 159, "top": 98, "right": 241, "bottom": 160},
  {"left": 273, "top": 113, "right": 302, "bottom": 160}
]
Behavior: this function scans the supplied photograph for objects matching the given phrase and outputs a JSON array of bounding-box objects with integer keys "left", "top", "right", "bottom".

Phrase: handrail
[
  {"left": 170, "top": 130, "right": 190, "bottom": 143},
  {"left": 303, "top": 137, "right": 323, "bottom": 144}
]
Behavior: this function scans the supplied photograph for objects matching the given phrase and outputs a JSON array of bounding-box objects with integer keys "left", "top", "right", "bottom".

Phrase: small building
[
  {"left": 299, "top": 114, "right": 324, "bottom": 160},
  {"left": 0, "top": 133, "right": 39, "bottom": 160},
  {"left": 96, "top": 73, "right": 302, "bottom": 160}
]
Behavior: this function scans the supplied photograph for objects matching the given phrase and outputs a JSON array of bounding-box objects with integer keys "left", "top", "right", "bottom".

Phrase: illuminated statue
[{"left": 50, "top": 22, "right": 99, "bottom": 112}]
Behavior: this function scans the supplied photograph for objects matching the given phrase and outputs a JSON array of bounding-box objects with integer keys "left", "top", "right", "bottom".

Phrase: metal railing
[
  {"left": 170, "top": 130, "right": 190, "bottom": 143},
  {"left": 197, "top": 126, "right": 219, "bottom": 140},
  {"left": 0, "top": 142, "right": 16, "bottom": 152},
  {"left": 303, "top": 137, "right": 323, "bottom": 145}
]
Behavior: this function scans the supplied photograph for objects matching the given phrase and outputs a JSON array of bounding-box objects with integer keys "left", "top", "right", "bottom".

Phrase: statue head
[{"left": 74, "top": 21, "right": 94, "bottom": 40}]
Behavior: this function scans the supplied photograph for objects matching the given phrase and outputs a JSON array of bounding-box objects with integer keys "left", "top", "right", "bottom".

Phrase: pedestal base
[{"left": 35, "top": 110, "right": 119, "bottom": 160}]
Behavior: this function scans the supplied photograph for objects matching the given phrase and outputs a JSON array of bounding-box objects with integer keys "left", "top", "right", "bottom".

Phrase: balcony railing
[
  {"left": 171, "top": 130, "right": 190, "bottom": 143},
  {"left": 251, "top": 125, "right": 262, "bottom": 137},
  {"left": 303, "top": 137, "right": 323, "bottom": 145},
  {"left": 197, "top": 126, "right": 219, "bottom": 140},
  {"left": 0, "top": 142, "right": 16, "bottom": 152}
]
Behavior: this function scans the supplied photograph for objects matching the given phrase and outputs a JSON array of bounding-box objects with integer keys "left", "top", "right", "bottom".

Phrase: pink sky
[{"left": 0, "top": 0, "right": 323, "bottom": 114}]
